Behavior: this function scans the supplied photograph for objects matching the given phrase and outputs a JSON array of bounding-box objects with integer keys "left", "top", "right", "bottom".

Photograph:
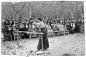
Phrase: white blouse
[{"left": 33, "top": 21, "right": 45, "bottom": 28}]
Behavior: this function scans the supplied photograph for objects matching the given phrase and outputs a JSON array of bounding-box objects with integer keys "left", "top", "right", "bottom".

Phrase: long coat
[{"left": 2, "top": 22, "right": 12, "bottom": 41}]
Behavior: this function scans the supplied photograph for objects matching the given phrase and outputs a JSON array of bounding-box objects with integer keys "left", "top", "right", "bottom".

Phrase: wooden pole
[{"left": 41, "top": 34, "right": 44, "bottom": 50}]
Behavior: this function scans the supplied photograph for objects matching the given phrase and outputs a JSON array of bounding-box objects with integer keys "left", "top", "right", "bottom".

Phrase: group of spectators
[
  {"left": 2, "top": 17, "right": 84, "bottom": 41},
  {"left": 49, "top": 18, "right": 84, "bottom": 34}
]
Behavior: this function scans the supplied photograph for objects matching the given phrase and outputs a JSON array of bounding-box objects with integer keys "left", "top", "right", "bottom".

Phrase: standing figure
[
  {"left": 71, "top": 22, "right": 75, "bottom": 34},
  {"left": 74, "top": 21, "right": 80, "bottom": 33},
  {"left": 33, "top": 18, "right": 49, "bottom": 51},
  {"left": 9, "top": 19, "right": 14, "bottom": 40},
  {"left": 66, "top": 22, "right": 72, "bottom": 34},
  {"left": 2, "top": 19, "right": 11, "bottom": 41}
]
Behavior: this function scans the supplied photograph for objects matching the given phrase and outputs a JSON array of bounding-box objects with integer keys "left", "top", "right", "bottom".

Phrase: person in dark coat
[
  {"left": 74, "top": 21, "right": 80, "bottom": 33},
  {"left": 33, "top": 18, "right": 49, "bottom": 51},
  {"left": 9, "top": 20, "right": 14, "bottom": 40},
  {"left": 2, "top": 19, "right": 11, "bottom": 41},
  {"left": 66, "top": 22, "right": 72, "bottom": 34}
]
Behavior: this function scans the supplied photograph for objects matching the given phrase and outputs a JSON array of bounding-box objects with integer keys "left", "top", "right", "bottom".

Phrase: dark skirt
[
  {"left": 37, "top": 28, "right": 49, "bottom": 50},
  {"left": 3, "top": 31, "right": 12, "bottom": 41}
]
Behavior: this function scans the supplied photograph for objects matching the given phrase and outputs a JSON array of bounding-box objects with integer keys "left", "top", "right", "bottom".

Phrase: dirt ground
[{"left": 1, "top": 33, "right": 85, "bottom": 56}]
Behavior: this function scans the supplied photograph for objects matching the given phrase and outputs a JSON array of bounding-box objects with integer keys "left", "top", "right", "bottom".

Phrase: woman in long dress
[{"left": 33, "top": 18, "right": 49, "bottom": 51}]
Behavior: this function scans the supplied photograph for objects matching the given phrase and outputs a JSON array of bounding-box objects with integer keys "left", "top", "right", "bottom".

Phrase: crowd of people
[{"left": 2, "top": 17, "right": 84, "bottom": 41}]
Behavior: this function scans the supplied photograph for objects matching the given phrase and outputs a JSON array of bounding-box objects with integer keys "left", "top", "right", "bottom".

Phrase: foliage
[{"left": 2, "top": 1, "right": 84, "bottom": 21}]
